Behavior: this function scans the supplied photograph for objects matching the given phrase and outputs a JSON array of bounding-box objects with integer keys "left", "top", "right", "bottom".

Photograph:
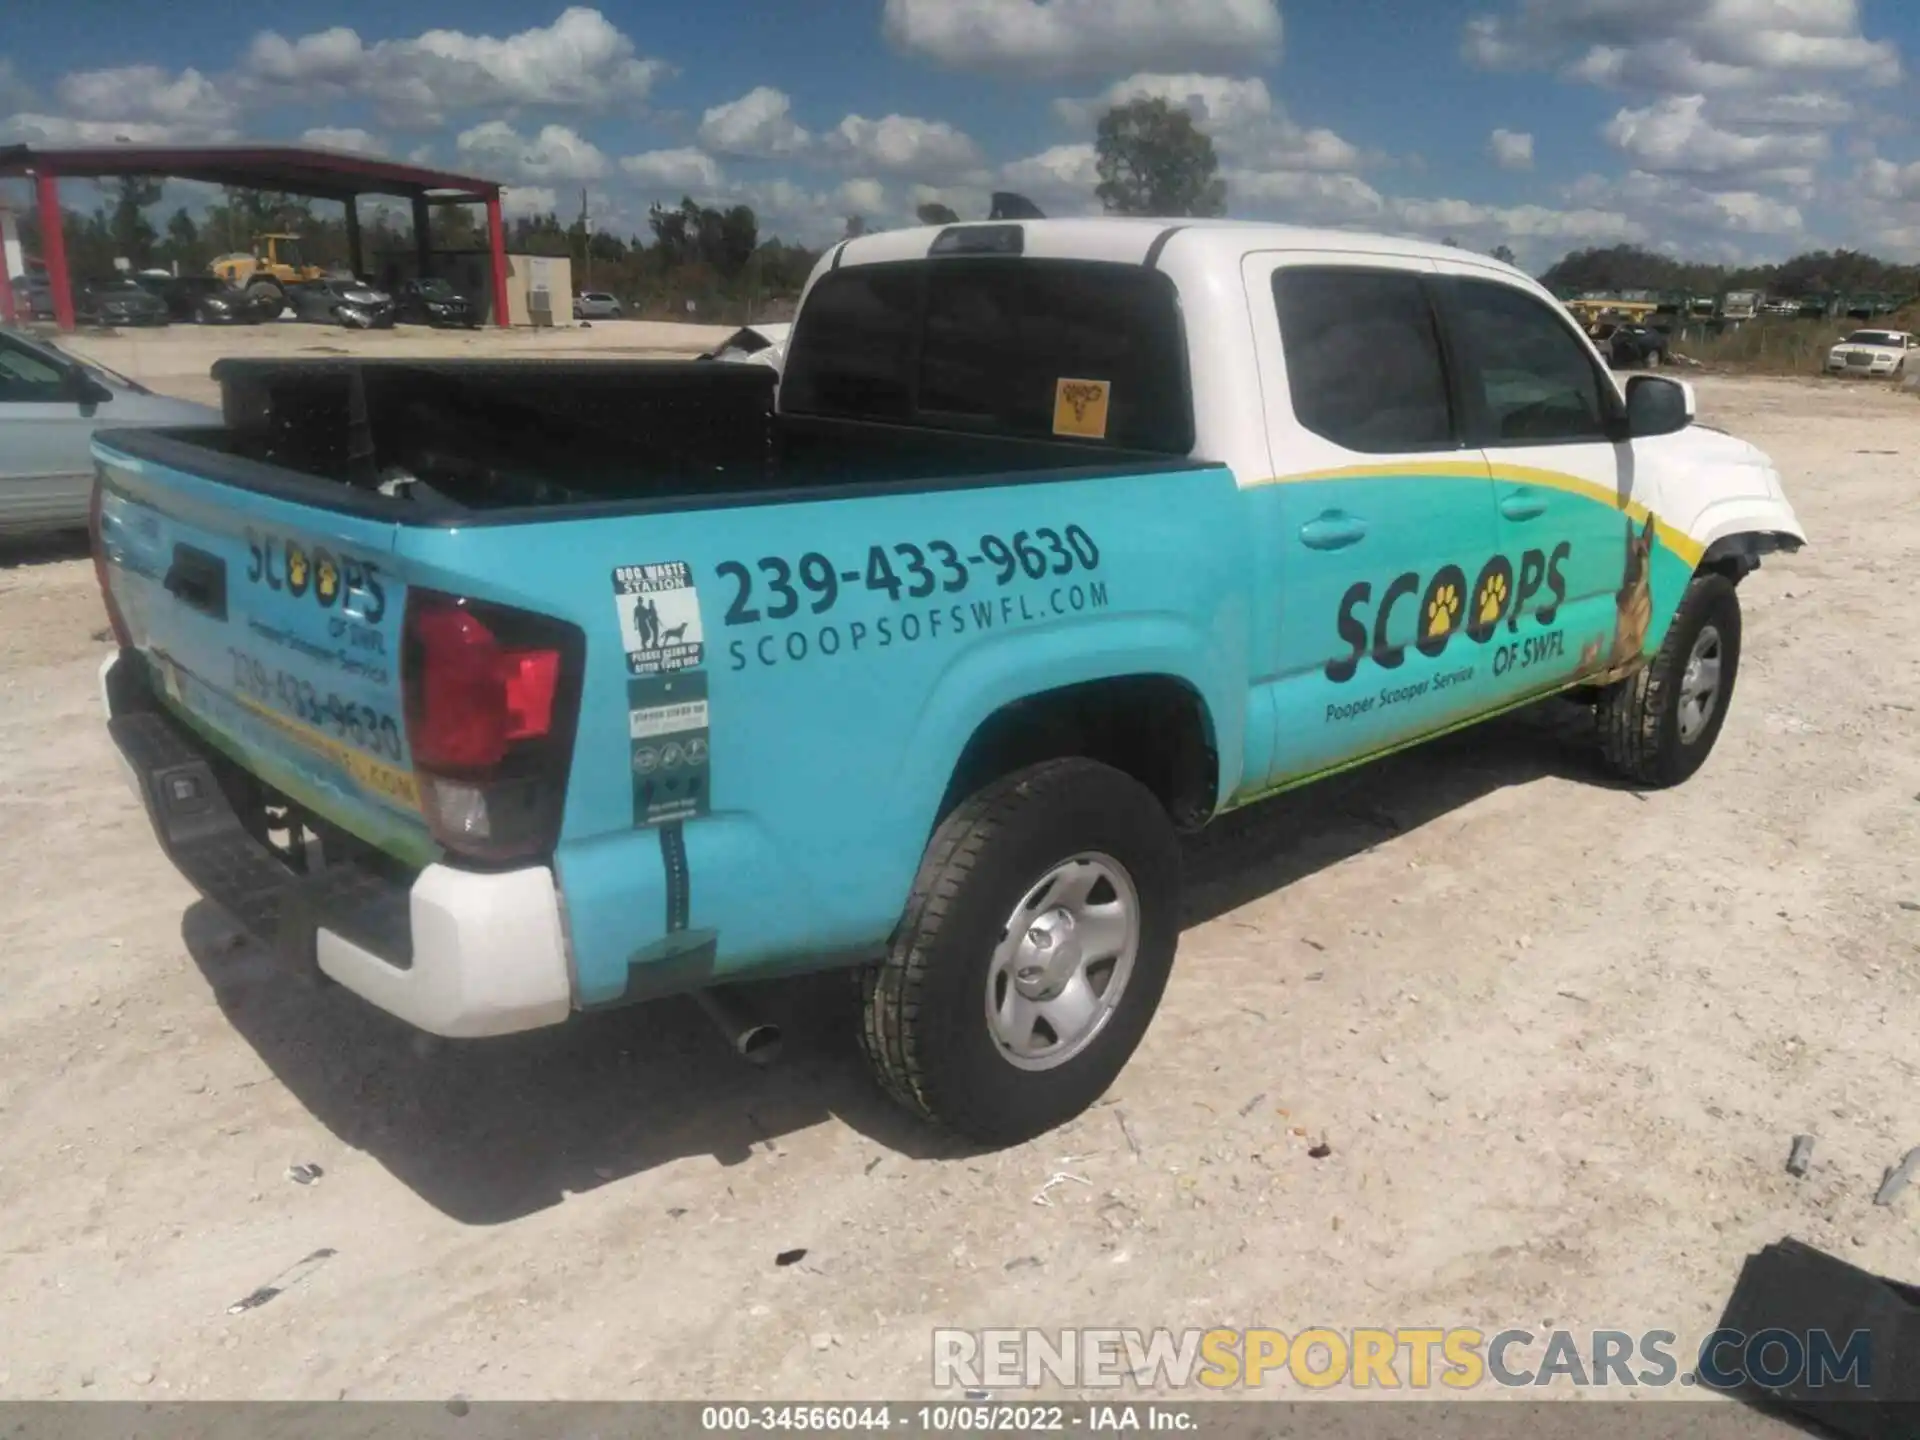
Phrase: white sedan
[{"left": 1825, "top": 328, "right": 1920, "bottom": 377}]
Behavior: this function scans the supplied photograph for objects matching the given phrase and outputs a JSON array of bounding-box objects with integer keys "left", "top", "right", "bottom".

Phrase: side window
[
  {"left": 1272, "top": 267, "right": 1454, "bottom": 453},
  {"left": 0, "top": 337, "right": 67, "bottom": 401},
  {"left": 1448, "top": 278, "right": 1611, "bottom": 444}
]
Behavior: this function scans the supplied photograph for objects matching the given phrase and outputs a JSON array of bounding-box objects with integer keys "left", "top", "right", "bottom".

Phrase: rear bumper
[{"left": 100, "top": 652, "right": 573, "bottom": 1038}]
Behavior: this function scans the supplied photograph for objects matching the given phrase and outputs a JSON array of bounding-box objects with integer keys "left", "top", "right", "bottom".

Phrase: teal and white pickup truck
[{"left": 92, "top": 218, "right": 1806, "bottom": 1145}]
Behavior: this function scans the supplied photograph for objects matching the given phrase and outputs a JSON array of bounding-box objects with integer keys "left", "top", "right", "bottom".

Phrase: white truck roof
[{"left": 826, "top": 216, "right": 1533, "bottom": 283}]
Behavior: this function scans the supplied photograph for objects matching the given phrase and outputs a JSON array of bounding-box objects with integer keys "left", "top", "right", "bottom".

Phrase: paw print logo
[
  {"left": 285, "top": 545, "right": 309, "bottom": 594},
  {"left": 1426, "top": 582, "right": 1461, "bottom": 638},
  {"left": 315, "top": 556, "right": 339, "bottom": 605},
  {"left": 1477, "top": 571, "right": 1508, "bottom": 626}
]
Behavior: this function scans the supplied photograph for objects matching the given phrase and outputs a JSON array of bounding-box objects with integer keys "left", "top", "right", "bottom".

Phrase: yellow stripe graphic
[
  {"left": 1244, "top": 461, "right": 1705, "bottom": 568},
  {"left": 232, "top": 693, "right": 421, "bottom": 812}
]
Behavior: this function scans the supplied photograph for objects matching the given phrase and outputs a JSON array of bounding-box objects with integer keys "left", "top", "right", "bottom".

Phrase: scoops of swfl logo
[{"left": 613, "top": 563, "right": 706, "bottom": 676}]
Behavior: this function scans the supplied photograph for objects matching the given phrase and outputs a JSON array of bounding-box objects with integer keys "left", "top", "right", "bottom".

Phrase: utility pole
[{"left": 579, "top": 187, "right": 591, "bottom": 291}]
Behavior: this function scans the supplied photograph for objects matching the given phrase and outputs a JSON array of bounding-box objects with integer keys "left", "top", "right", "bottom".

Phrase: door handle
[
  {"left": 1298, "top": 511, "right": 1367, "bottom": 551},
  {"left": 1499, "top": 488, "right": 1548, "bottom": 521}
]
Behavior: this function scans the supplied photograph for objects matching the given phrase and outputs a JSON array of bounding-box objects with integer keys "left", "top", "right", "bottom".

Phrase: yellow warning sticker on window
[{"left": 1053, "top": 378, "right": 1111, "bottom": 439}]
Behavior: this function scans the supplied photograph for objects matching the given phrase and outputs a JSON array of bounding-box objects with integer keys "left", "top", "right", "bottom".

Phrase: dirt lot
[{"left": 0, "top": 371, "right": 1916, "bottom": 1406}]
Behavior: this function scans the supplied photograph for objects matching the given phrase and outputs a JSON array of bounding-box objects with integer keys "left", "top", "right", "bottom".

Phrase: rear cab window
[{"left": 780, "top": 258, "right": 1195, "bottom": 454}]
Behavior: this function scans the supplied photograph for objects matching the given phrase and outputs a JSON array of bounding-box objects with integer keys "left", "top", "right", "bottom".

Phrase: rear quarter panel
[{"left": 397, "top": 464, "right": 1251, "bottom": 1007}]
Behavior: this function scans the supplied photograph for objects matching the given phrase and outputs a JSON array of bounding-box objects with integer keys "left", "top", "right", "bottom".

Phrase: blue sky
[{"left": 4, "top": 0, "right": 1920, "bottom": 268}]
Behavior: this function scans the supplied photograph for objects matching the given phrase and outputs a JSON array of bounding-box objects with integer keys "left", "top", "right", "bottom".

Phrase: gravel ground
[{"left": 0, "top": 372, "right": 1914, "bottom": 1411}]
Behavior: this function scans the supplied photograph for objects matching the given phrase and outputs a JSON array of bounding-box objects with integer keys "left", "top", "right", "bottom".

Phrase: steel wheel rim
[
  {"left": 984, "top": 852, "right": 1141, "bottom": 1073},
  {"left": 1678, "top": 623, "right": 1724, "bottom": 745}
]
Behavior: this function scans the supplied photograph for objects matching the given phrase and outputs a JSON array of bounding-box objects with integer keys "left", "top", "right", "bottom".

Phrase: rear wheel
[
  {"left": 246, "top": 280, "right": 283, "bottom": 313},
  {"left": 1595, "top": 572, "right": 1742, "bottom": 788},
  {"left": 859, "top": 758, "right": 1181, "bottom": 1146}
]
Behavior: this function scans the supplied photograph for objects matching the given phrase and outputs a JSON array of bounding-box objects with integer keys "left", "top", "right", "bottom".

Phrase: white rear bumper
[{"left": 102, "top": 653, "right": 575, "bottom": 1039}]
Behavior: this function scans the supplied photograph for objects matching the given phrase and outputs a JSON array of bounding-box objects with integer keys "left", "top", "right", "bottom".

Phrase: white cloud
[
  {"left": 0, "top": 113, "right": 209, "bottom": 145},
  {"left": 698, "top": 87, "right": 810, "bottom": 159},
  {"left": 838, "top": 178, "right": 889, "bottom": 216},
  {"left": 1563, "top": 167, "right": 1807, "bottom": 238},
  {"left": 1603, "top": 94, "right": 1829, "bottom": 179},
  {"left": 883, "top": 0, "right": 1282, "bottom": 78},
  {"left": 302, "top": 126, "right": 386, "bottom": 156},
  {"left": 1708, "top": 91, "right": 1855, "bottom": 129},
  {"left": 1389, "top": 196, "right": 1651, "bottom": 247},
  {"left": 620, "top": 147, "right": 725, "bottom": 193},
  {"left": 999, "top": 142, "right": 1104, "bottom": 215},
  {"left": 243, "top": 7, "right": 671, "bottom": 127},
  {"left": 56, "top": 65, "right": 236, "bottom": 128},
  {"left": 718, "top": 177, "right": 865, "bottom": 246},
  {"left": 1054, "top": 72, "right": 1272, "bottom": 133},
  {"left": 826, "top": 114, "right": 984, "bottom": 180},
  {"left": 1226, "top": 168, "right": 1388, "bottom": 224},
  {"left": 1489, "top": 128, "right": 1535, "bottom": 170},
  {"left": 457, "top": 120, "right": 609, "bottom": 181},
  {"left": 1054, "top": 73, "right": 1367, "bottom": 172},
  {"left": 1705, "top": 189, "right": 1805, "bottom": 232},
  {"left": 7, "top": 64, "right": 240, "bottom": 143},
  {"left": 911, "top": 181, "right": 995, "bottom": 222},
  {"left": 1463, "top": 0, "right": 1900, "bottom": 93},
  {"left": 499, "top": 185, "right": 560, "bottom": 217}
]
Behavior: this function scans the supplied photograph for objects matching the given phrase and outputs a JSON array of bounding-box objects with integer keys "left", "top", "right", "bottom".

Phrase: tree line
[{"left": 1537, "top": 244, "right": 1920, "bottom": 299}]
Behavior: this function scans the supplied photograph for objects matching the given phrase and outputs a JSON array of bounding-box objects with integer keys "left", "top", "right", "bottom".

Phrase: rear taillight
[
  {"left": 88, "top": 475, "right": 133, "bottom": 650},
  {"left": 401, "top": 589, "right": 584, "bottom": 867}
]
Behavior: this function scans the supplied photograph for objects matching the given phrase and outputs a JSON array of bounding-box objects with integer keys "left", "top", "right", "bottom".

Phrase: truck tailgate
[{"left": 94, "top": 441, "right": 435, "bottom": 867}]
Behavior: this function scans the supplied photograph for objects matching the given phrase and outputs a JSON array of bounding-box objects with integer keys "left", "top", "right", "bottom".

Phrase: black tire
[
  {"left": 859, "top": 758, "right": 1181, "bottom": 1146},
  {"left": 1595, "top": 571, "right": 1742, "bottom": 787}
]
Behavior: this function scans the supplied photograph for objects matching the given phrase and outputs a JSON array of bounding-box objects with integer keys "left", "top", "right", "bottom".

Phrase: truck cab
[{"left": 92, "top": 218, "right": 1806, "bottom": 1146}]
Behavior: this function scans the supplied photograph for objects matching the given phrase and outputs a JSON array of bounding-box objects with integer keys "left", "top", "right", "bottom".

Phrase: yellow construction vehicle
[{"left": 208, "top": 234, "right": 324, "bottom": 310}]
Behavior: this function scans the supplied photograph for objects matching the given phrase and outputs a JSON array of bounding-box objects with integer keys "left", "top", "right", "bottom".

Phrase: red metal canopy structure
[{"left": 0, "top": 142, "right": 511, "bottom": 331}]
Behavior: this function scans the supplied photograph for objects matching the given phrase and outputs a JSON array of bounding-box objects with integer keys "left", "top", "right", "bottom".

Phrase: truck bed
[{"left": 100, "top": 358, "right": 1205, "bottom": 523}]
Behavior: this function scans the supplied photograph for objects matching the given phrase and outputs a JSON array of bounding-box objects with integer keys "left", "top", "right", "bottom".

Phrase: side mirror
[
  {"left": 66, "top": 370, "right": 114, "bottom": 407},
  {"left": 1624, "top": 374, "right": 1693, "bottom": 438}
]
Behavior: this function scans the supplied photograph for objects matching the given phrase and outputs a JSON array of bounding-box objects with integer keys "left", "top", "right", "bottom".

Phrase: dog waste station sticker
[
  {"left": 629, "top": 670, "right": 710, "bottom": 827},
  {"left": 613, "top": 562, "right": 705, "bottom": 676}
]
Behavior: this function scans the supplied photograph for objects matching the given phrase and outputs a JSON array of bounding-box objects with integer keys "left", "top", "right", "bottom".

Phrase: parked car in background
[
  {"left": 1824, "top": 329, "right": 1919, "bottom": 377},
  {"left": 0, "top": 327, "right": 217, "bottom": 536},
  {"left": 573, "top": 291, "right": 623, "bottom": 319},
  {"left": 286, "top": 278, "right": 395, "bottom": 329},
  {"left": 75, "top": 278, "right": 170, "bottom": 328},
  {"left": 7, "top": 273, "right": 53, "bottom": 320},
  {"left": 394, "top": 277, "right": 478, "bottom": 328},
  {"left": 132, "top": 274, "right": 278, "bottom": 325},
  {"left": 1592, "top": 321, "right": 1672, "bottom": 369}
]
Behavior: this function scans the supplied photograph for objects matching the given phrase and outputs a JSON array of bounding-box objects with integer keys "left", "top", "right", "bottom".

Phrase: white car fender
[{"left": 1645, "top": 422, "right": 1808, "bottom": 565}]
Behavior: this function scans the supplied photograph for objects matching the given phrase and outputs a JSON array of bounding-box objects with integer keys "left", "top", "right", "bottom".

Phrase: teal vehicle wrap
[{"left": 91, "top": 216, "right": 1806, "bottom": 1143}]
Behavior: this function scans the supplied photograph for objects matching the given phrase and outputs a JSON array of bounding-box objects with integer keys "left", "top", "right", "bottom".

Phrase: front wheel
[
  {"left": 859, "top": 758, "right": 1182, "bottom": 1146},
  {"left": 1595, "top": 572, "right": 1742, "bottom": 787}
]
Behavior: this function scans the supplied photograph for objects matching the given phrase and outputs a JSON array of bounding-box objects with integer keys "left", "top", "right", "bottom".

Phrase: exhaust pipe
[{"left": 693, "top": 985, "right": 782, "bottom": 1066}]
